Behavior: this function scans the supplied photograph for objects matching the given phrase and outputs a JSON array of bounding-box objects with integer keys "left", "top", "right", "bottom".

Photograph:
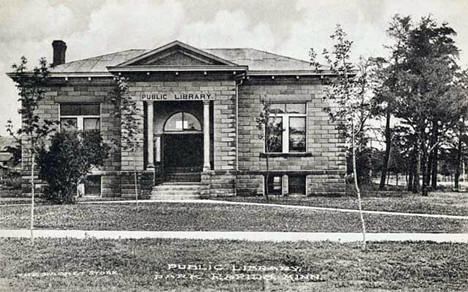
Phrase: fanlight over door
[{"left": 164, "top": 112, "right": 202, "bottom": 133}]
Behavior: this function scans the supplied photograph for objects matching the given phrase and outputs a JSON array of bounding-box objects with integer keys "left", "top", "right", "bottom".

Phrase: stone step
[
  {"left": 150, "top": 194, "right": 200, "bottom": 200},
  {"left": 165, "top": 173, "right": 201, "bottom": 182},
  {"left": 153, "top": 185, "right": 201, "bottom": 191},
  {"left": 152, "top": 188, "right": 201, "bottom": 193},
  {"left": 151, "top": 182, "right": 203, "bottom": 200}
]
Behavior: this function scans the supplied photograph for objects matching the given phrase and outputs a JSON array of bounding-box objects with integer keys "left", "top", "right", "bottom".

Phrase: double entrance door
[{"left": 162, "top": 133, "right": 203, "bottom": 181}]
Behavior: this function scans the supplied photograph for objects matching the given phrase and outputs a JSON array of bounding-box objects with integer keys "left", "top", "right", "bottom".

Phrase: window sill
[{"left": 259, "top": 152, "right": 312, "bottom": 158}]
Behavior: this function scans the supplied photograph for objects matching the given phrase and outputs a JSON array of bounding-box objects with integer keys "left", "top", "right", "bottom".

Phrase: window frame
[
  {"left": 266, "top": 175, "right": 283, "bottom": 195},
  {"left": 84, "top": 175, "right": 102, "bottom": 197},
  {"left": 288, "top": 175, "right": 306, "bottom": 195},
  {"left": 59, "top": 103, "right": 101, "bottom": 132},
  {"left": 163, "top": 111, "right": 202, "bottom": 133},
  {"left": 265, "top": 102, "right": 307, "bottom": 153}
]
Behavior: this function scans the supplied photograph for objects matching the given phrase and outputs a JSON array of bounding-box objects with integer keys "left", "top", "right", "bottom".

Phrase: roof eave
[
  {"left": 6, "top": 71, "right": 114, "bottom": 79},
  {"left": 107, "top": 65, "right": 248, "bottom": 72},
  {"left": 247, "top": 70, "right": 337, "bottom": 76}
]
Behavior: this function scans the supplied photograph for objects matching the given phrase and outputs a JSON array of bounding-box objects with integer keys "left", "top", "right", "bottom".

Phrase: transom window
[
  {"left": 164, "top": 112, "right": 202, "bottom": 132},
  {"left": 60, "top": 104, "right": 100, "bottom": 132},
  {"left": 266, "top": 102, "right": 306, "bottom": 153}
]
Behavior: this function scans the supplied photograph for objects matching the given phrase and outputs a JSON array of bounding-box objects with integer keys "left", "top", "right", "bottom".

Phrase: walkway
[
  {"left": 80, "top": 199, "right": 468, "bottom": 220},
  {"left": 1, "top": 229, "right": 468, "bottom": 243}
]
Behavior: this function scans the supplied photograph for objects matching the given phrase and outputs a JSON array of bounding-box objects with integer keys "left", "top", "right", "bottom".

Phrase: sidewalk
[{"left": 1, "top": 229, "right": 468, "bottom": 243}]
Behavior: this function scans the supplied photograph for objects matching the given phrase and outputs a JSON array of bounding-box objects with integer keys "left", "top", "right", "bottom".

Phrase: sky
[{"left": 1, "top": 0, "right": 468, "bottom": 136}]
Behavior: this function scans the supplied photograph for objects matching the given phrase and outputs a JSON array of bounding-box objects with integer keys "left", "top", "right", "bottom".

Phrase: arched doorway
[{"left": 162, "top": 112, "right": 203, "bottom": 179}]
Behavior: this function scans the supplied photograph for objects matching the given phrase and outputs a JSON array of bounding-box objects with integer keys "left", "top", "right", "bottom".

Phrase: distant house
[{"left": 0, "top": 137, "right": 17, "bottom": 179}]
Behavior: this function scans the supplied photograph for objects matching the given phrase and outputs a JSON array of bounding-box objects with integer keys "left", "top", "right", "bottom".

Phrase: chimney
[{"left": 52, "top": 40, "right": 67, "bottom": 66}]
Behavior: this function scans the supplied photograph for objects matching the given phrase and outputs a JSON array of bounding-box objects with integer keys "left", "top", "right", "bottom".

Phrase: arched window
[{"left": 164, "top": 112, "right": 202, "bottom": 132}]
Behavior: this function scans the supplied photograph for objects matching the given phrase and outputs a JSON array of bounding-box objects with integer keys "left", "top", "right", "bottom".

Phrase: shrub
[
  {"left": 37, "top": 131, "right": 109, "bottom": 204},
  {"left": 4, "top": 172, "right": 22, "bottom": 189}
]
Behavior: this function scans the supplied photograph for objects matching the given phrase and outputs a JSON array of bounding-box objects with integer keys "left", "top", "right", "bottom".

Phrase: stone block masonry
[
  {"left": 18, "top": 73, "right": 346, "bottom": 198},
  {"left": 237, "top": 77, "right": 346, "bottom": 196}
]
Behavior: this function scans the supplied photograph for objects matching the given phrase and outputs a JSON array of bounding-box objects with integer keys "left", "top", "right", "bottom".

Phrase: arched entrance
[{"left": 162, "top": 112, "right": 203, "bottom": 180}]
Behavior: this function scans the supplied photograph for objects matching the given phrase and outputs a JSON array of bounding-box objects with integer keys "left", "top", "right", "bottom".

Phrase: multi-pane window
[
  {"left": 60, "top": 104, "right": 100, "bottom": 132},
  {"left": 164, "top": 112, "right": 202, "bottom": 132},
  {"left": 267, "top": 175, "right": 282, "bottom": 195},
  {"left": 266, "top": 103, "right": 306, "bottom": 153}
]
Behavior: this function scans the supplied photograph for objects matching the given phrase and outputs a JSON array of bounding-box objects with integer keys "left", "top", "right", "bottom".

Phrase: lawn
[
  {"left": 214, "top": 191, "right": 468, "bottom": 216},
  {"left": 0, "top": 238, "right": 467, "bottom": 291},
  {"left": 1, "top": 202, "right": 467, "bottom": 233}
]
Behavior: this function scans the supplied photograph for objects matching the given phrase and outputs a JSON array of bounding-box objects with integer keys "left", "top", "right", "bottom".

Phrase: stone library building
[{"left": 12, "top": 40, "right": 346, "bottom": 199}]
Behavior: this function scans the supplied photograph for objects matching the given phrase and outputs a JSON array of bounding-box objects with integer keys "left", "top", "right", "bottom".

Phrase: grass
[
  {"left": 0, "top": 238, "right": 467, "bottom": 291},
  {"left": 1, "top": 202, "right": 467, "bottom": 233},
  {"left": 215, "top": 191, "right": 468, "bottom": 216}
]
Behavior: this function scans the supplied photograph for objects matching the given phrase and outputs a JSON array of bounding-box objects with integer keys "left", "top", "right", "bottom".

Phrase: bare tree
[
  {"left": 9, "top": 57, "right": 56, "bottom": 244},
  {"left": 311, "top": 25, "right": 375, "bottom": 249},
  {"left": 110, "top": 76, "right": 143, "bottom": 206},
  {"left": 256, "top": 100, "right": 283, "bottom": 201}
]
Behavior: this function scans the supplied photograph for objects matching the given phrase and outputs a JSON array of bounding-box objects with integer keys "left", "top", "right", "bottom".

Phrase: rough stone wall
[
  {"left": 119, "top": 100, "right": 145, "bottom": 172},
  {"left": 120, "top": 170, "right": 154, "bottom": 199},
  {"left": 237, "top": 77, "right": 346, "bottom": 195}
]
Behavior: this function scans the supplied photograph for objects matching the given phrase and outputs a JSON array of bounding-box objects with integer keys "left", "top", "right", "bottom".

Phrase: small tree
[
  {"left": 37, "top": 131, "right": 109, "bottom": 204},
  {"left": 9, "top": 57, "right": 56, "bottom": 243},
  {"left": 109, "top": 76, "right": 143, "bottom": 205},
  {"left": 256, "top": 100, "right": 283, "bottom": 200},
  {"left": 5, "top": 120, "right": 22, "bottom": 166},
  {"left": 311, "top": 25, "right": 374, "bottom": 249}
]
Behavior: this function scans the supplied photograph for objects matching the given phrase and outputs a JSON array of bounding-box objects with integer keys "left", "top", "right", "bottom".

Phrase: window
[
  {"left": 267, "top": 175, "right": 282, "bottom": 195},
  {"left": 60, "top": 104, "right": 100, "bottom": 132},
  {"left": 266, "top": 117, "right": 283, "bottom": 152},
  {"left": 84, "top": 175, "right": 101, "bottom": 196},
  {"left": 266, "top": 103, "right": 306, "bottom": 153},
  {"left": 289, "top": 175, "right": 306, "bottom": 195},
  {"left": 164, "top": 112, "right": 202, "bottom": 132}
]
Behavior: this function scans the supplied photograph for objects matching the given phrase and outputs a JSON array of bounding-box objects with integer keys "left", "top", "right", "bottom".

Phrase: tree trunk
[
  {"left": 379, "top": 110, "right": 392, "bottom": 190},
  {"left": 133, "top": 158, "right": 138, "bottom": 207},
  {"left": 408, "top": 152, "right": 414, "bottom": 192},
  {"left": 30, "top": 148, "right": 35, "bottom": 245},
  {"left": 454, "top": 136, "right": 462, "bottom": 190},
  {"left": 264, "top": 154, "right": 269, "bottom": 201},
  {"left": 413, "top": 149, "right": 420, "bottom": 193},
  {"left": 426, "top": 151, "right": 432, "bottom": 187},
  {"left": 352, "top": 120, "right": 366, "bottom": 250},
  {"left": 421, "top": 145, "right": 428, "bottom": 197},
  {"left": 431, "top": 123, "right": 439, "bottom": 190}
]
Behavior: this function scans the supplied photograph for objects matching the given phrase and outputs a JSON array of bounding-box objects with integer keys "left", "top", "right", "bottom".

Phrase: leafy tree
[
  {"left": 373, "top": 15, "right": 412, "bottom": 190},
  {"left": 37, "top": 130, "right": 109, "bottom": 204},
  {"left": 256, "top": 100, "right": 283, "bottom": 201},
  {"left": 9, "top": 57, "right": 56, "bottom": 243},
  {"left": 109, "top": 76, "right": 143, "bottom": 205},
  {"left": 311, "top": 25, "right": 374, "bottom": 249},
  {"left": 389, "top": 16, "right": 460, "bottom": 196},
  {"left": 444, "top": 70, "right": 468, "bottom": 189}
]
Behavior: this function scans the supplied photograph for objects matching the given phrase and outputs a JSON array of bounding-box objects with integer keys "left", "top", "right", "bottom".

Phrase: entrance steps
[
  {"left": 165, "top": 172, "right": 201, "bottom": 183},
  {"left": 150, "top": 182, "right": 202, "bottom": 200}
]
